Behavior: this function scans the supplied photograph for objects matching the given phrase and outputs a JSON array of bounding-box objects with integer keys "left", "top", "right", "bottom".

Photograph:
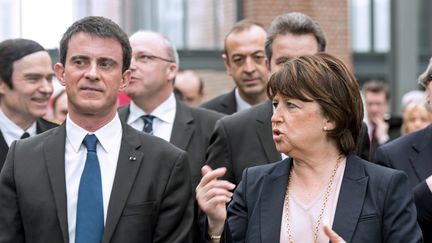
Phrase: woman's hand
[
  {"left": 324, "top": 225, "right": 346, "bottom": 243},
  {"left": 196, "top": 165, "right": 236, "bottom": 236}
]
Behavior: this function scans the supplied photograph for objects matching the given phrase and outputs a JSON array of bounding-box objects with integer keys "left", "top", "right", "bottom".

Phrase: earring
[{"left": 323, "top": 126, "right": 328, "bottom": 131}]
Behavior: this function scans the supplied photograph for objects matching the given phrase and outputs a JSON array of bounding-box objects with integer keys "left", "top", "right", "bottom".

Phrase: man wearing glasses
[{"left": 118, "top": 30, "right": 223, "bottom": 243}]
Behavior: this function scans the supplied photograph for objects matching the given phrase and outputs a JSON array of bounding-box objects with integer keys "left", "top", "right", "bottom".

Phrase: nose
[
  {"left": 40, "top": 76, "right": 54, "bottom": 95},
  {"left": 243, "top": 56, "right": 256, "bottom": 73},
  {"left": 271, "top": 105, "right": 282, "bottom": 124},
  {"left": 129, "top": 58, "right": 137, "bottom": 71},
  {"left": 85, "top": 62, "right": 99, "bottom": 80}
]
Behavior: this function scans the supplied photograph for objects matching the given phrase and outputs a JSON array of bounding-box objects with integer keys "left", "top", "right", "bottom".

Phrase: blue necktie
[
  {"left": 75, "top": 134, "right": 104, "bottom": 243},
  {"left": 141, "top": 115, "right": 155, "bottom": 135}
]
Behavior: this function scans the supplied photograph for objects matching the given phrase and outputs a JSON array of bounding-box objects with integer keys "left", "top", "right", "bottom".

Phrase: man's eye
[
  {"left": 253, "top": 55, "right": 265, "bottom": 62},
  {"left": 100, "top": 61, "right": 114, "bottom": 69},
  {"left": 138, "top": 55, "right": 152, "bottom": 62},
  {"left": 276, "top": 58, "right": 289, "bottom": 65},
  {"left": 233, "top": 57, "right": 245, "bottom": 65}
]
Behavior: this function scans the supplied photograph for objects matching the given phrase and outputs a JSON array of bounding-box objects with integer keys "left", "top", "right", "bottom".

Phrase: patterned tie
[
  {"left": 20, "top": 132, "right": 30, "bottom": 139},
  {"left": 75, "top": 134, "right": 104, "bottom": 243},
  {"left": 141, "top": 115, "right": 155, "bottom": 135}
]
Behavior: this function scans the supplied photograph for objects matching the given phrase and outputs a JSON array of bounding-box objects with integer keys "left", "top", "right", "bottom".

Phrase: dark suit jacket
[
  {"left": 119, "top": 100, "right": 223, "bottom": 243},
  {"left": 373, "top": 124, "right": 432, "bottom": 242},
  {"left": 0, "top": 121, "right": 193, "bottom": 243},
  {"left": 206, "top": 100, "right": 370, "bottom": 184},
  {"left": 118, "top": 100, "right": 223, "bottom": 188},
  {"left": 0, "top": 118, "right": 57, "bottom": 170},
  {"left": 219, "top": 155, "right": 422, "bottom": 243},
  {"left": 201, "top": 89, "right": 237, "bottom": 115}
]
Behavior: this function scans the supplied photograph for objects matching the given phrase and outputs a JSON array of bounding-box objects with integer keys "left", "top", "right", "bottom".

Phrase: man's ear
[
  {"left": 0, "top": 79, "right": 7, "bottom": 95},
  {"left": 119, "top": 69, "right": 131, "bottom": 91},
  {"left": 222, "top": 53, "right": 232, "bottom": 76},
  {"left": 166, "top": 63, "right": 177, "bottom": 82},
  {"left": 54, "top": 63, "right": 66, "bottom": 87}
]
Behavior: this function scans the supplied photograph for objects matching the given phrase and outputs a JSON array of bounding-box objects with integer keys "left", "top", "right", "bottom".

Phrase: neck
[
  {"left": 0, "top": 104, "right": 36, "bottom": 130},
  {"left": 133, "top": 89, "right": 172, "bottom": 114},
  {"left": 68, "top": 110, "right": 116, "bottom": 132},
  {"left": 238, "top": 90, "right": 268, "bottom": 106}
]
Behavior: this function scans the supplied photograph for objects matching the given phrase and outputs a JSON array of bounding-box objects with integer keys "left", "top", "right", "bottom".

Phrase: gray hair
[{"left": 418, "top": 57, "right": 432, "bottom": 88}]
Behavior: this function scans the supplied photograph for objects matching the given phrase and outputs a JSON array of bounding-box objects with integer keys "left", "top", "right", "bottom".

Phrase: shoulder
[
  {"left": 242, "top": 159, "right": 289, "bottom": 182},
  {"left": 178, "top": 101, "right": 224, "bottom": 122},
  {"left": 36, "top": 118, "right": 59, "bottom": 131},
  {"left": 200, "top": 90, "right": 236, "bottom": 113},
  {"left": 216, "top": 101, "right": 272, "bottom": 128},
  {"left": 378, "top": 124, "right": 431, "bottom": 152}
]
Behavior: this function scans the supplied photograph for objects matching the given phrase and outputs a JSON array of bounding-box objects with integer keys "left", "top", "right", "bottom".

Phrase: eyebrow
[
  {"left": 23, "top": 73, "right": 54, "bottom": 79},
  {"left": 232, "top": 50, "right": 265, "bottom": 57}
]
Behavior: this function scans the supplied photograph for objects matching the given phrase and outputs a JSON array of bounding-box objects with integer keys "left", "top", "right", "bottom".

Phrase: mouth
[
  {"left": 31, "top": 97, "right": 50, "bottom": 105},
  {"left": 272, "top": 128, "right": 283, "bottom": 141},
  {"left": 80, "top": 86, "right": 103, "bottom": 93}
]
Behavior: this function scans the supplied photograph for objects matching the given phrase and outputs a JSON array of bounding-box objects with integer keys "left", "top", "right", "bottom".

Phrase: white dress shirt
[
  {"left": 0, "top": 109, "right": 36, "bottom": 146},
  {"left": 127, "top": 93, "right": 176, "bottom": 142},
  {"left": 235, "top": 88, "right": 252, "bottom": 112},
  {"left": 65, "top": 114, "right": 122, "bottom": 243}
]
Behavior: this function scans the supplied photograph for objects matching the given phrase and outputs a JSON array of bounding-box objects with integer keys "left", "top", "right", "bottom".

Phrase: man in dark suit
[
  {"left": 362, "top": 80, "right": 402, "bottom": 157},
  {"left": 119, "top": 30, "right": 223, "bottom": 242},
  {"left": 0, "top": 39, "right": 58, "bottom": 170},
  {"left": 206, "top": 12, "right": 370, "bottom": 184},
  {"left": 201, "top": 19, "right": 270, "bottom": 115},
  {"left": 373, "top": 58, "right": 432, "bottom": 242},
  {"left": 0, "top": 16, "right": 192, "bottom": 243}
]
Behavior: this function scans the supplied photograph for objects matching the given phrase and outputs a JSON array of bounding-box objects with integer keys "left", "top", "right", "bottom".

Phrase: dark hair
[
  {"left": 362, "top": 80, "right": 390, "bottom": 101},
  {"left": 59, "top": 16, "right": 131, "bottom": 73},
  {"left": 0, "top": 38, "right": 45, "bottom": 89},
  {"left": 267, "top": 53, "right": 363, "bottom": 155},
  {"left": 418, "top": 57, "right": 432, "bottom": 88},
  {"left": 265, "top": 12, "right": 326, "bottom": 62},
  {"left": 224, "top": 19, "right": 265, "bottom": 56}
]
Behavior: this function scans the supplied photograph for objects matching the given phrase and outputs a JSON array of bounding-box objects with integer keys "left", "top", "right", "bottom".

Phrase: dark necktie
[
  {"left": 141, "top": 115, "right": 155, "bottom": 135},
  {"left": 75, "top": 134, "right": 104, "bottom": 243},
  {"left": 20, "top": 132, "right": 30, "bottom": 139}
]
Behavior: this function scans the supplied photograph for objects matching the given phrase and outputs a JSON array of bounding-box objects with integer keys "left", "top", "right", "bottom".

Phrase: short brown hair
[
  {"left": 267, "top": 53, "right": 363, "bottom": 155},
  {"left": 362, "top": 80, "right": 390, "bottom": 101}
]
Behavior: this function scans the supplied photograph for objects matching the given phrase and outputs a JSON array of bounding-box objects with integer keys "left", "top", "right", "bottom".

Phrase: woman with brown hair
[{"left": 197, "top": 53, "right": 422, "bottom": 242}]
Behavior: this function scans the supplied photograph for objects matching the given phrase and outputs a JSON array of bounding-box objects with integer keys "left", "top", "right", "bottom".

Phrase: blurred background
[{"left": 0, "top": 0, "right": 430, "bottom": 115}]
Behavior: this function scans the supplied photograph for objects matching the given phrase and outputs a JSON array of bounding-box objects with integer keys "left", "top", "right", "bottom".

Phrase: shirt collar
[
  {"left": 65, "top": 113, "right": 122, "bottom": 153},
  {"left": 129, "top": 93, "right": 176, "bottom": 124},
  {"left": 0, "top": 109, "right": 37, "bottom": 145},
  {"left": 235, "top": 88, "right": 252, "bottom": 112}
]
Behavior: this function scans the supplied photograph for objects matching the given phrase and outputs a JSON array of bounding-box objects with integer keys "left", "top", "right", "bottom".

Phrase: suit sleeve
[
  {"left": 373, "top": 146, "right": 432, "bottom": 227},
  {"left": 381, "top": 171, "right": 423, "bottom": 243},
  {"left": 206, "top": 119, "right": 236, "bottom": 183},
  {"left": 0, "top": 141, "right": 25, "bottom": 243},
  {"left": 153, "top": 151, "right": 194, "bottom": 243}
]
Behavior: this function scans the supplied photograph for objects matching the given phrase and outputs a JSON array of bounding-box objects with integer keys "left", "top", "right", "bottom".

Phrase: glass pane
[
  {"left": 351, "top": 0, "right": 371, "bottom": 52},
  {"left": 373, "top": 0, "right": 390, "bottom": 52},
  {"left": 158, "top": 0, "right": 184, "bottom": 49}
]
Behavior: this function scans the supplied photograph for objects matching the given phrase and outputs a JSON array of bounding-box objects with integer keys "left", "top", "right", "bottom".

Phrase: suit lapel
[
  {"left": 260, "top": 159, "right": 290, "bottom": 243},
  {"left": 103, "top": 123, "right": 144, "bottom": 243},
  {"left": 44, "top": 125, "right": 69, "bottom": 242},
  {"left": 332, "top": 155, "right": 368, "bottom": 242},
  {"left": 408, "top": 126, "right": 432, "bottom": 181},
  {"left": 170, "top": 100, "right": 194, "bottom": 150},
  {"left": 256, "top": 101, "right": 281, "bottom": 163}
]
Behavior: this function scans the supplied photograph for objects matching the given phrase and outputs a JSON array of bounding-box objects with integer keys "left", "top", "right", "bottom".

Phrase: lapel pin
[{"left": 129, "top": 156, "right": 137, "bottom": 161}]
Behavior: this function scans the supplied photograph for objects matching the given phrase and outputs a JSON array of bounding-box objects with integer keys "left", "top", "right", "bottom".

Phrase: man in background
[
  {"left": 362, "top": 80, "right": 401, "bottom": 156},
  {"left": 0, "top": 38, "right": 57, "bottom": 169},
  {"left": 174, "top": 69, "right": 206, "bottom": 106},
  {"left": 119, "top": 30, "right": 223, "bottom": 243},
  {"left": 201, "top": 19, "right": 269, "bottom": 114}
]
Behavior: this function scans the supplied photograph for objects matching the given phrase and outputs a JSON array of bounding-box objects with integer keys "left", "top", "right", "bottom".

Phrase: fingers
[{"left": 324, "top": 225, "right": 346, "bottom": 243}]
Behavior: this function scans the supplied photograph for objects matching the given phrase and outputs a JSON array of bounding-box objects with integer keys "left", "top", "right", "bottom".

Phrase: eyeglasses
[{"left": 133, "top": 53, "right": 174, "bottom": 64}]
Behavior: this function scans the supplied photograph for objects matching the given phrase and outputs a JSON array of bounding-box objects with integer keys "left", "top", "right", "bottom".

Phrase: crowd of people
[{"left": 0, "top": 11, "right": 430, "bottom": 243}]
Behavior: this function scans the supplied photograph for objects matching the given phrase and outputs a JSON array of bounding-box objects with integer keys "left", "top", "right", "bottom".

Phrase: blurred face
[
  {"left": 0, "top": 51, "right": 54, "bottom": 124},
  {"left": 174, "top": 71, "right": 204, "bottom": 105},
  {"left": 126, "top": 32, "right": 176, "bottom": 100},
  {"left": 270, "top": 33, "right": 318, "bottom": 73},
  {"left": 224, "top": 26, "right": 269, "bottom": 99},
  {"left": 271, "top": 93, "right": 333, "bottom": 156},
  {"left": 404, "top": 108, "right": 431, "bottom": 134},
  {"left": 54, "top": 33, "right": 129, "bottom": 120},
  {"left": 364, "top": 91, "right": 388, "bottom": 123},
  {"left": 53, "top": 92, "right": 68, "bottom": 123}
]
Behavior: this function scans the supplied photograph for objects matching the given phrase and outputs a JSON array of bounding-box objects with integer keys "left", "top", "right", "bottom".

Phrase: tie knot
[
  {"left": 21, "top": 132, "right": 30, "bottom": 139},
  {"left": 83, "top": 134, "right": 98, "bottom": 152},
  {"left": 141, "top": 115, "right": 155, "bottom": 134},
  {"left": 141, "top": 114, "right": 155, "bottom": 123}
]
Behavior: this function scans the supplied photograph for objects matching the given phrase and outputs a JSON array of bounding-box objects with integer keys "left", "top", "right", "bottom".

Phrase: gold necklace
[{"left": 283, "top": 154, "right": 343, "bottom": 243}]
